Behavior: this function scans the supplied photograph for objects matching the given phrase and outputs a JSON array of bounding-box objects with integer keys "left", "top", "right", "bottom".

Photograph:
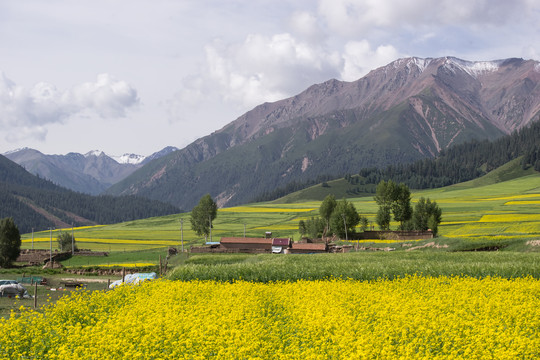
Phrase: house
[
  {"left": 272, "top": 238, "right": 292, "bottom": 254},
  {"left": 287, "top": 242, "right": 328, "bottom": 254}
]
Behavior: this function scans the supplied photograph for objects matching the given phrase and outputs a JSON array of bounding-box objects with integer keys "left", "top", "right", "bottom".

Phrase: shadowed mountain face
[
  {"left": 4, "top": 147, "right": 178, "bottom": 195},
  {"left": 0, "top": 154, "right": 180, "bottom": 233},
  {"left": 105, "top": 57, "right": 540, "bottom": 209}
]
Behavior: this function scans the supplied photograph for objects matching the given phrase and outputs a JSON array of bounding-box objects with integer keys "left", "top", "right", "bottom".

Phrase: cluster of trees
[
  {"left": 522, "top": 145, "right": 540, "bottom": 171},
  {"left": 190, "top": 194, "right": 218, "bottom": 241},
  {"left": 0, "top": 217, "right": 21, "bottom": 268},
  {"left": 299, "top": 195, "right": 368, "bottom": 239},
  {"left": 374, "top": 180, "right": 442, "bottom": 235},
  {"left": 297, "top": 182, "right": 443, "bottom": 241}
]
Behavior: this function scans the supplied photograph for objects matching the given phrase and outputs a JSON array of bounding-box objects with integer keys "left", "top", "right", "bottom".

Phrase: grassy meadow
[{"left": 17, "top": 172, "right": 540, "bottom": 264}]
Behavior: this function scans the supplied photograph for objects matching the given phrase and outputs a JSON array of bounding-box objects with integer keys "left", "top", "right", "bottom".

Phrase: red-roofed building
[
  {"left": 287, "top": 242, "right": 327, "bottom": 254},
  {"left": 271, "top": 238, "right": 291, "bottom": 254},
  {"left": 220, "top": 237, "right": 273, "bottom": 251}
]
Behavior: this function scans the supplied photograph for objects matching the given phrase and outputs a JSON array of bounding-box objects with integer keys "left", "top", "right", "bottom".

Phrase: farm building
[
  {"left": 287, "top": 243, "right": 328, "bottom": 254},
  {"left": 272, "top": 238, "right": 292, "bottom": 254},
  {"left": 219, "top": 237, "right": 273, "bottom": 251},
  {"left": 191, "top": 236, "right": 325, "bottom": 254}
]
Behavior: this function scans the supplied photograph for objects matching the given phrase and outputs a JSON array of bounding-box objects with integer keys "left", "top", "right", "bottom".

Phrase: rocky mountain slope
[
  {"left": 106, "top": 56, "right": 540, "bottom": 209},
  {"left": 3, "top": 146, "right": 178, "bottom": 195}
]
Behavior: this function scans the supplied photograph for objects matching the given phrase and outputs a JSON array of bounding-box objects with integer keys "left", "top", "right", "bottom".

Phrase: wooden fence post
[{"left": 34, "top": 282, "right": 38, "bottom": 309}]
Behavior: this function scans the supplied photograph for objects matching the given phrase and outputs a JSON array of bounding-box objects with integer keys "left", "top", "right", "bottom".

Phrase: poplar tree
[
  {"left": 190, "top": 194, "right": 218, "bottom": 241},
  {"left": 0, "top": 217, "right": 21, "bottom": 268}
]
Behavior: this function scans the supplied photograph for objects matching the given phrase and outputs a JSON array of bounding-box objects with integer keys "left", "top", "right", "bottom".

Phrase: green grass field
[
  {"left": 17, "top": 168, "right": 540, "bottom": 265},
  {"left": 168, "top": 251, "right": 540, "bottom": 282}
]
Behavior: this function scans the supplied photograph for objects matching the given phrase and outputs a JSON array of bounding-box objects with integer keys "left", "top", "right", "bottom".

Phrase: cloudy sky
[{"left": 1, "top": 0, "right": 539, "bottom": 156}]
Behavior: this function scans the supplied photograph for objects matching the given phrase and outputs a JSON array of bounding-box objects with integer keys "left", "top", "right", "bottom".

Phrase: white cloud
[
  {"left": 341, "top": 40, "right": 400, "bottom": 81},
  {"left": 0, "top": 72, "right": 138, "bottom": 142},
  {"left": 168, "top": 32, "right": 341, "bottom": 120},
  {"left": 289, "top": 11, "right": 325, "bottom": 43},
  {"left": 317, "top": 0, "right": 536, "bottom": 36},
  {"left": 69, "top": 74, "right": 139, "bottom": 118}
]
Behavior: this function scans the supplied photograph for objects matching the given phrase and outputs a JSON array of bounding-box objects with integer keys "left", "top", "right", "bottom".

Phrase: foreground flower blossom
[{"left": 1, "top": 276, "right": 539, "bottom": 359}]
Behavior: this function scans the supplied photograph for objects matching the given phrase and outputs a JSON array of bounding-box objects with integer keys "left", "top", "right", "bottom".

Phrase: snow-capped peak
[
  {"left": 410, "top": 57, "right": 433, "bottom": 72},
  {"left": 2, "top": 147, "right": 30, "bottom": 155},
  {"left": 110, "top": 153, "right": 147, "bottom": 165},
  {"left": 446, "top": 57, "right": 503, "bottom": 77}
]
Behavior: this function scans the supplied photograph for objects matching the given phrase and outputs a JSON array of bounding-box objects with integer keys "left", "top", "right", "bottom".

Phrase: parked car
[{"left": 0, "top": 280, "right": 31, "bottom": 298}]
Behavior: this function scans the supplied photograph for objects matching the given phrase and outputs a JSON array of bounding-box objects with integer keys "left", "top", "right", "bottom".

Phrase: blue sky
[{"left": 1, "top": 0, "right": 539, "bottom": 156}]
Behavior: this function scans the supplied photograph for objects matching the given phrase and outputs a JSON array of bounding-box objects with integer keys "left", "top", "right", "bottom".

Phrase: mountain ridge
[
  {"left": 37, "top": 56, "right": 540, "bottom": 210},
  {"left": 3, "top": 146, "right": 178, "bottom": 195},
  {"left": 107, "top": 56, "right": 540, "bottom": 209}
]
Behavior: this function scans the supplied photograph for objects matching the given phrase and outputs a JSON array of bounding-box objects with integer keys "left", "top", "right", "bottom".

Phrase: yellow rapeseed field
[
  {"left": 220, "top": 206, "right": 316, "bottom": 213},
  {"left": 22, "top": 238, "right": 180, "bottom": 246},
  {"left": 1, "top": 276, "right": 539, "bottom": 359},
  {"left": 76, "top": 263, "right": 155, "bottom": 268}
]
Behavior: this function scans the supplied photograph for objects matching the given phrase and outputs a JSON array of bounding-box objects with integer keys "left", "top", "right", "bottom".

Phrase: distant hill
[
  {"left": 275, "top": 119, "right": 540, "bottom": 202},
  {"left": 3, "top": 146, "right": 178, "bottom": 195},
  {"left": 106, "top": 57, "right": 540, "bottom": 210},
  {"left": 0, "top": 154, "right": 180, "bottom": 233}
]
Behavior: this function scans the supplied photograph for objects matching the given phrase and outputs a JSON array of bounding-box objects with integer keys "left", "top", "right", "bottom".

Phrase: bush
[{"left": 57, "top": 231, "right": 78, "bottom": 252}]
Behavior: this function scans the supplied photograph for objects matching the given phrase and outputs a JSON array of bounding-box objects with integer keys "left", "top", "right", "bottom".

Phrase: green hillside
[
  {"left": 278, "top": 157, "right": 538, "bottom": 203},
  {"left": 0, "top": 155, "right": 180, "bottom": 233},
  {"left": 21, "top": 166, "right": 540, "bottom": 254}
]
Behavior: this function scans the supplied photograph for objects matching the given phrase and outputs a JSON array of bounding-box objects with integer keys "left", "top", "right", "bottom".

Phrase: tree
[
  {"left": 374, "top": 180, "right": 412, "bottom": 230},
  {"left": 304, "top": 217, "right": 325, "bottom": 239},
  {"left": 392, "top": 183, "right": 413, "bottom": 229},
  {"left": 298, "top": 220, "right": 307, "bottom": 236},
  {"left": 374, "top": 180, "right": 396, "bottom": 230},
  {"left": 375, "top": 206, "right": 392, "bottom": 230},
  {"left": 319, "top": 194, "right": 337, "bottom": 235},
  {"left": 57, "top": 231, "right": 77, "bottom": 252},
  {"left": 190, "top": 194, "right": 218, "bottom": 241},
  {"left": 412, "top": 197, "right": 442, "bottom": 236},
  {"left": 0, "top": 217, "right": 21, "bottom": 268},
  {"left": 359, "top": 216, "right": 369, "bottom": 232},
  {"left": 329, "top": 199, "right": 360, "bottom": 239},
  {"left": 374, "top": 180, "right": 396, "bottom": 208}
]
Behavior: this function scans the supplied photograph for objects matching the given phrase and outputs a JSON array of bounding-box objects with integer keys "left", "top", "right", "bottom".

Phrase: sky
[{"left": 0, "top": 0, "right": 539, "bottom": 157}]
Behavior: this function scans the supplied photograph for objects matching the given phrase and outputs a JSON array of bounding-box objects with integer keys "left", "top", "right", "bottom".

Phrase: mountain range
[
  {"left": 3, "top": 146, "right": 178, "bottom": 195},
  {"left": 0, "top": 153, "right": 181, "bottom": 233},
  {"left": 103, "top": 56, "right": 540, "bottom": 210}
]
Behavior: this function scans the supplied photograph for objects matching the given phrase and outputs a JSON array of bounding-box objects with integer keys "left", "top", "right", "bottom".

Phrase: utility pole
[
  {"left": 209, "top": 215, "right": 212, "bottom": 242},
  {"left": 342, "top": 214, "right": 348, "bottom": 241},
  {"left": 49, "top": 227, "right": 52, "bottom": 266},
  {"left": 31, "top": 228, "right": 34, "bottom": 250},
  {"left": 244, "top": 223, "right": 246, "bottom": 238},
  {"left": 71, "top": 223, "right": 74, "bottom": 256},
  {"left": 180, "top": 218, "right": 184, "bottom": 253}
]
